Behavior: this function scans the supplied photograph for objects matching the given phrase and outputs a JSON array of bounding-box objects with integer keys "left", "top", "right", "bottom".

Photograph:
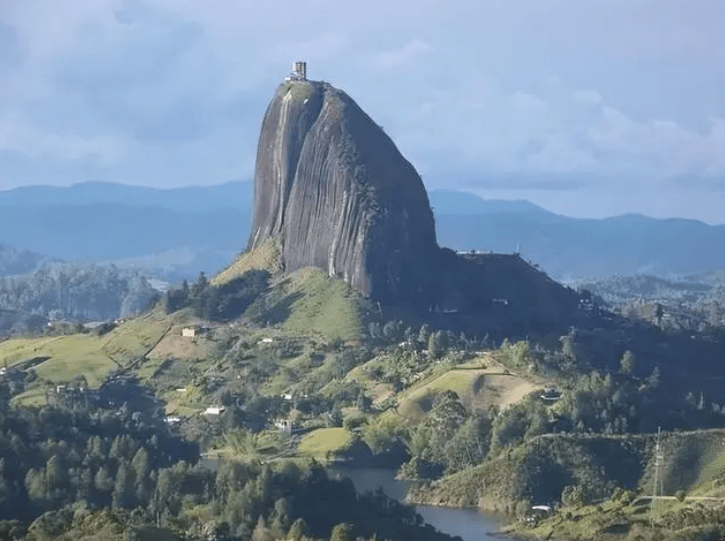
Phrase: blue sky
[{"left": 0, "top": 0, "right": 724, "bottom": 222}]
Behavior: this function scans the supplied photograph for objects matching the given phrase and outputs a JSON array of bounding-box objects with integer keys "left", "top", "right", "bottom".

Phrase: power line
[{"left": 650, "top": 426, "right": 663, "bottom": 529}]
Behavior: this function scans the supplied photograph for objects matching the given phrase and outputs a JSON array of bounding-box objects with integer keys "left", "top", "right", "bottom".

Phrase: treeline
[
  {"left": 0, "top": 401, "right": 197, "bottom": 525},
  {"left": 574, "top": 274, "right": 725, "bottom": 334},
  {"left": 0, "top": 400, "right": 458, "bottom": 541},
  {"left": 165, "top": 270, "right": 270, "bottom": 322},
  {"left": 0, "top": 263, "right": 158, "bottom": 323}
]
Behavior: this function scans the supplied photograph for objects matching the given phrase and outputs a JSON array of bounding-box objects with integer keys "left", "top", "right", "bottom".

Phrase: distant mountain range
[
  {"left": 431, "top": 189, "right": 725, "bottom": 279},
  {"left": 0, "top": 181, "right": 723, "bottom": 282},
  {"left": 0, "top": 181, "right": 253, "bottom": 282}
]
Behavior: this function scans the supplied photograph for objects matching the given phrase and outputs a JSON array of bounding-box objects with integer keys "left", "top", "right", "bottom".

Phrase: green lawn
[
  {"left": 0, "top": 336, "right": 66, "bottom": 366},
  {"left": 102, "top": 314, "right": 170, "bottom": 366},
  {"left": 297, "top": 428, "right": 353, "bottom": 459},
  {"left": 0, "top": 311, "right": 171, "bottom": 390},
  {"left": 278, "top": 268, "right": 367, "bottom": 342},
  {"left": 398, "top": 367, "right": 540, "bottom": 423},
  {"left": 0, "top": 334, "right": 118, "bottom": 387}
]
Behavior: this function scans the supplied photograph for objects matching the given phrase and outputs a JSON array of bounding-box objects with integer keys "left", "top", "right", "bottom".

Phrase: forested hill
[
  {"left": 0, "top": 263, "right": 159, "bottom": 324},
  {"left": 0, "top": 244, "right": 49, "bottom": 276}
]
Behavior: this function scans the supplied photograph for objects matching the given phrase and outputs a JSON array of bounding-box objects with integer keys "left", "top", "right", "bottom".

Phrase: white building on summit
[{"left": 285, "top": 61, "right": 307, "bottom": 81}]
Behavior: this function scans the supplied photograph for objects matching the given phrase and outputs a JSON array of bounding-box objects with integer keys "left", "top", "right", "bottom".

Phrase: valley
[
  {"left": 2, "top": 256, "right": 725, "bottom": 540},
  {"left": 0, "top": 70, "right": 724, "bottom": 541}
]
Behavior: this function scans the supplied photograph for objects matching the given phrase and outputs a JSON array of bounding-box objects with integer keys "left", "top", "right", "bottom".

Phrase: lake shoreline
[{"left": 329, "top": 465, "right": 513, "bottom": 541}]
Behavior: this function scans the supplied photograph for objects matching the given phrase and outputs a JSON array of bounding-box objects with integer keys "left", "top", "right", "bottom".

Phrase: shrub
[{"left": 561, "top": 485, "right": 584, "bottom": 507}]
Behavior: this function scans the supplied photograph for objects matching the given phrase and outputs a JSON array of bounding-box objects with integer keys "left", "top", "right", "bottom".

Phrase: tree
[
  {"left": 131, "top": 448, "right": 150, "bottom": 503},
  {"left": 561, "top": 336, "right": 577, "bottom": 361},
  {"left": 561, "top": 485, "right": 584, "bottom": 507},
  {"left": 620, "top": 350, "right": 636, "bottom": 374},
  {"left": 192, "top": 272, "right": 209, "bottom": 297},
  {"left": 428, "top": 332, "right": 442, "bottom": 359},
  {"left": 330, "top": 523, "right": 354, "bottom": 541},
  {"left": 418, "top": 324, "right": 431, "bottom": 344},
  {"left": 646, "top": 366, "right": 661, "bottom": 391},
  {"left": 45, "top": 455, "right": 68, "bottom": 495},
  {"left": 382, "top": 321, "right": 402, "bottom": 343},
  {"left": 112, "top": 461, "right": 136, "bottom": 509},
  {"left": 515, "top": 499, "right": 532, "bottom": 522},
  {"left": 251, "top": 515, "right": 273, "bottom": 541},
  {"left": 288, "top": 518, "right": 308, "bottom": 541}
]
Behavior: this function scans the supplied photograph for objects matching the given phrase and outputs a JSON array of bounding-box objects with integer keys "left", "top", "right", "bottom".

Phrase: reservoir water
[
  {"left": 328, "top": 467, "right": 506, "bottom": 541},
  {"left": 201, "top": 458, "right": 507, "bottom": 541}
]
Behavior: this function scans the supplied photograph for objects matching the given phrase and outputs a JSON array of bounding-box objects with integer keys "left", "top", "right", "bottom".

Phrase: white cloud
[
  {"left": 0, "top": 0, "right": 724, "bottom": 222},
  {"left": 362, "top": 39, "right": 434, "bottom": 74},
  {"left": 0, "top": 114, "right": 126, "bottom": 165}
]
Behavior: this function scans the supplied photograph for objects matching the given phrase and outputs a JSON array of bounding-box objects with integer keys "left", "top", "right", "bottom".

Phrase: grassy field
[
  {"left": 398, "top": 362, "right": 543, "bottom": 422},
  {"left": 272, "top": 267, "right": 369, "bottom": 342},
  {"left": 0, "top": 334, "right": 118, "bottom": 387},
  {"left": 657, "top": 429, "right": 725, "bottom": 496},
  {"left": 162, "top": 384, "right": 206, "bottom": 416},
  {"left": 341, "top": 364, "right": 396, "bottom": 405},
  {"left": 147, "top": 324, "right": 218, "bottom": 362},
  {"left": 11, "top": 387, "right": 48, "bottom": 407},
  {"left": 213, "top": 240, "right": 371, "bottom": 341},
  {"left": 213, "top": 238, "right": 281, "bottom": 286},
  {"left": 102, "top": 312, "right": 171, "bottom": 366},
  {"left": 517, "top": 496, "right": 704, "bottom": 541},
  {"left": 0, "top": 310, "right": 173, "bottom": 397},
  {"left": 297, "top": 427, "right": 354, "bottom": 459},
  {"left": 0, "top": 336, "right": 65, "bottom": 365}
]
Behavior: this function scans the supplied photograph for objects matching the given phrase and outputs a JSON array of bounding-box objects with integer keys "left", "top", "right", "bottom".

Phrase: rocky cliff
[
  {"left": 248, "top": 80, "right": 439, "bottom": 304},
  {"left": 248, "top": 78, "right": 579, "bottom": 327}
]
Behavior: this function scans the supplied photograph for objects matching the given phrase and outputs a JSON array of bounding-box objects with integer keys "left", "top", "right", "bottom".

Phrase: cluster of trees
[
  {"left": 165, "top": 270, "right": 270, "bottom": 322},
  {"left": 360, "top": 337, "right": 476, "bottom": 394},
  {"left": 0, "top": 403, "right": 198, "bottom": 526},
  {"left": 575, "top": 273, "right": 725, "bottom": 334},
  {"left": 0, "top": 263, "right": 158, "bottom": 323},
  {"left": 399, "top": 392, "right": 492, "bottom": 479},
  {"left": 0, "top": 400, "right": 460, "bottom": 541},
  {"left": 395, "top": 391, "right": 551, "bottom": 480},
  {"left": 366, "top": 321, "right": 485, "bottom": 352},
  {"left": 381, "top": 333, "right": 725, "bottom": 483}
]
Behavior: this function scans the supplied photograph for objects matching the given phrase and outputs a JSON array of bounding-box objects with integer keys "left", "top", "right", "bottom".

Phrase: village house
[{"left": 273, "top": 418, "right": 294, "bottom": 434}]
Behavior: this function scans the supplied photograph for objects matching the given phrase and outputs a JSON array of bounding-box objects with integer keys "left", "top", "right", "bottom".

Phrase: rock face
[
  {"left": 248, "top": 81, "right": 439, "bottom": 304},
  {"left": 248, "top": 78, "right": 580, "bottom": 329}
]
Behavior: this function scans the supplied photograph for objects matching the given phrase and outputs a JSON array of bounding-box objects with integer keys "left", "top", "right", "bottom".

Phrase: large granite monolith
[{"left": 248, "top": 80, "right": 439, "bottom": 304}]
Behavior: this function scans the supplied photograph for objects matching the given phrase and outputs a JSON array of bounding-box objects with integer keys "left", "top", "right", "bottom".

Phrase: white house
[
  {"left": 182, "top": 327, "right": 196, "bottom": 338},
  {"left": 274, "top": 419, "right": 293, "bottom": 434},
  {"left": 204, "top": 406, "right": 225, "bottom": 415}
]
